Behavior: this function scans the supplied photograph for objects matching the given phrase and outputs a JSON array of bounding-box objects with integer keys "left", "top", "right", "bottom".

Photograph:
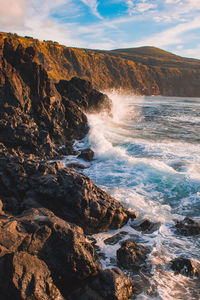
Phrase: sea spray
[{"left": 70, "top": 93, "right": 200, "bottom": 299}]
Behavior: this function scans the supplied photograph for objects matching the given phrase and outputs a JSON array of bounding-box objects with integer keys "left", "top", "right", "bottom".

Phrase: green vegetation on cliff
[{"left": 1, "top": 32, "right": 200, "bottom": 97}]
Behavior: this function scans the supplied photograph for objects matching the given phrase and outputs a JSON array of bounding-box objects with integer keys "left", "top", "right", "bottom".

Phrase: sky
[{"left": 0, "top": 0, "right": 200, "bottom": 59}]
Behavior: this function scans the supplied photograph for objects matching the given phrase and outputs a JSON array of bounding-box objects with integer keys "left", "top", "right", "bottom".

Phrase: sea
[{"left": 64, "top": 93, "right": 200, "bottom": 299}]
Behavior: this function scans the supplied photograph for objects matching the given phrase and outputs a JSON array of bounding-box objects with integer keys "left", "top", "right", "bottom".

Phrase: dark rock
[
  {"left": 0, "top": 159, "right": 133, "bottom": 234},
  {"left": 66, "top": 162, "right": 87, "bottom": 169},
  {"left": 0, "top": 208, "right": 98, "bottom": 298},
  {"left": 55, "top": 77, "right": 112, "bottom": 114},
  {"left": 69, "top": 268, "right": 133, "bottom": 300},
  {"left": 104, "top": 231, "right": 128, "bottom": 245},
  {"left": 117, "top": 240, "right": 150, "bottom": 272},
  {"left": 131, "top": 219, "right": 161, "bottom": 234},
  {"left": 0, "top": 39, "right": 113, "bottom": 161},
  {"left": 0, "top": 252, "right": 64, "bottom": 300},
  {"left": 170, "top": 258, "right": 199, "bottom": 277},
  {"left": 175, "top": 217, "right": 200, "bottom": 236},
  {"left": 78, "top": 148, "right": 94, "bottom": 161}
]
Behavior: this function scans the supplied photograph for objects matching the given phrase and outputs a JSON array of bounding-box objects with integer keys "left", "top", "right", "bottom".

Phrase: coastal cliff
[
  {"left": 0, "top": 35, "right": 135, "bottom": 299},
  {"left": 1, "top": 32, "right": 200, "bottom": 97}
]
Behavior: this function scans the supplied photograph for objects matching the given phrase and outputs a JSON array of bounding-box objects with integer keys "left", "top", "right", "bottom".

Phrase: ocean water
[{"left": 65, "top": 93, "right": 200, "bottom": 299}]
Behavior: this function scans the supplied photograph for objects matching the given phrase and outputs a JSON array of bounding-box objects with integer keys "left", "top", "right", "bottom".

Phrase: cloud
[
  {"left": 0, "top": 0, "right": 28, "bottom": 30},
  {"left": 80, "top": 0, "right": 102, "bottom": 19},
  {"left": 126, "top": 0, "right": 157, "bottom": 15},
  {"left": 124, "top": 17, "right": 200, "bottom": 48}
]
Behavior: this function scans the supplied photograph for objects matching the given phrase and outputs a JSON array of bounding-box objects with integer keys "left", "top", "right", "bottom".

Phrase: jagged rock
[
  {"left": 170, "top": 258, "right": 199, "bottom": 277},
  {"left": 117, "top": 240, "right": 150, "bottom": 272},
  {"left": 0, "top": 208, "right": 98, "bottom": 298},
  {"left": 56, "top": 77, "right": 112, "bottom": 113},
  {"left": 104, "top": 231, "right": 128, "bottom": 245},
  {"left": 131, "top": 219, "right": 161, "bottom": 234},
  {"left": 78, "top": 148, "right": 94, "bottom": 161},
  {"left": 66, "top": 162, "right": 87, "bottom": 169},
  {"left": 0, "top": 38, "right": 111, "bottom": 160},
  {"left": 68, "top": 268, "right": 133, "bottom": 300},
  {"left": 0, "top": 251, "right": 64, "bottom": 300},
  {"left": 0, "top": 159, "right": 134, "bottom": 234},
  {"left": 175, "top": 217, "right": 200, "bottom": 236}
]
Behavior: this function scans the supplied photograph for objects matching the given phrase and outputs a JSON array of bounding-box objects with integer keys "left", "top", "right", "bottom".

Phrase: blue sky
[{"left": 1, "top": 0, "right": 200, "bottom": 58}]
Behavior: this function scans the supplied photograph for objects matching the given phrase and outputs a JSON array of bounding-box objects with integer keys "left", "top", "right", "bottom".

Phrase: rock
[
  {"left": 68, "top": 268, "right": 133, "bottom": 300},
  {"left": 0, "top": 159, "right": 132, "bottom": 234},
  {"left": 1, "top": 252, "right": 64, "bottom": 300},
  {"left": 55, "top": 77, "right": 112, "bottom": 114},
  {"left": 78, "top": 148, "right": 94, "bottom": 161},
  {"left": 175, "top": 217, "right": 200, "bottom": 236},
  {"left": 0, "top": 39, "right": 113, "bottom": 161},
  {"left": 104, "top": 231, "right": 128, "bottom": 245},
  {"left": 117, "top": 240, "right": 150, "bottom": 272},
  {"left": 66, "top": 163, "right": 87, "bottom": 169},
  {"left": 0, "top": 207, "right": 98, "bottom": 298},
  {"left": 131, "top": 219, "right": 161, "bottom": 234},
  {"left": 170, "top": 258, "right": 199, "bottom": 277}
]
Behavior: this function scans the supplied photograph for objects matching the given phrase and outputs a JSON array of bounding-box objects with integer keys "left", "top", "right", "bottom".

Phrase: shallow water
[{"left": 65, "top": 93, "right": 200, "bottom": 299}]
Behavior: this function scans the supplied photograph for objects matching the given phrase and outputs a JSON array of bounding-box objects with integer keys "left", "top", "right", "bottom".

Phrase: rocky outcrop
[
  {"left": 0, "top": 159, "right": 133, "bottom": 234},
  {"left": 0, "top": 37, "right": 111, "bottom": 160},
  {"left": 170, "top": 258, "right": 199, "bottom": 278},
  {"left": 69, "top": 268, "right": 133, "bottom": 300},
  {"left": 78, "top": 148, "right": 94, "bottom": 161},
  {"left": 131, "top": 219, "right": 161, "bottom": 234},
  {"left": 175, "top": 217, "right": 200, "bottom": 236},
  {"left": 117, "top": 240, "right": 150, "bottom": 272},
  {"left": 1, "top": 32, "right": 200, "bottom": 97}
]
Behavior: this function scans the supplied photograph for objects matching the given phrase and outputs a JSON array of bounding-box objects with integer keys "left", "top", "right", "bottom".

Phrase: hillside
[{"left": 1, "top": 32, "right": 200, "bottom": 97}]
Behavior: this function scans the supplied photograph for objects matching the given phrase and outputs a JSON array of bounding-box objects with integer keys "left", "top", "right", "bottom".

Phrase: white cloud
[
  {"left": 120, "top": 17, "right": 200, "bottom": 49},
  {"left": 126, "top": 0, "right": 157, "bottom": 15},
  {"left": 80, "top": 0, "right": 102, "bottom": 19},
  {"left": 0, "top": 0, "right": 28, "bottom": 29}
]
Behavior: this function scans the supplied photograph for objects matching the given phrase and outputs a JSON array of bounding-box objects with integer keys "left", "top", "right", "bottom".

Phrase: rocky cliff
[
  {"left": 1, "top": 32, "right": 200, "bottom": 97},
  {"left": 0, "top": 34, "right": 137, "bottom": 299}
]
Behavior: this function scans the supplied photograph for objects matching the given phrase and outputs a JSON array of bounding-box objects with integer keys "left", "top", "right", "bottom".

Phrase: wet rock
[
  {"left": 117, "top": 240, "right": 150, "bottom": 272},
  {"left": 0, "top": 159, "right": 132, "bottom": 234},
  {"left": 0, "top": 39, "right": 112, "bottom": 161},
  {"left": 78, "top": 148, "right": 94, "bottom": 161},
  {"left": 170, "top": 258, "right": 199, "bottom": 277},
  {"left": 104, "top": 231, "right": 128, "bottom": 245},
  {"left": 175, "top": 217, "right": 200, "bottom": 236},
  {"left": 69, "top": 268, "right": 133, "bottom": 300},
  {"left": 66, "top": 162, "right": 87, "bottom": 169},
  {"left": 55, "top": 77, "right": 112, "bottom": 114},
  {"left": 131, "top": 219, "right": 161, "bottom": 234}
]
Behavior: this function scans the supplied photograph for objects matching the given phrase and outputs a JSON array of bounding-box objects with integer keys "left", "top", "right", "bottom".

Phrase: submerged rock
[
  {"left": 78, "top": 148, "right": 94, "bottom": 161},
  {"left": 117, "top": 240, "right": 150, "bottom": 272},
  {"left": 131, "top": 219, "right": 161, "bottom": 234},
  {"left": 170, "top": 258, "right": 199, "bottom": 277},
  {"left": 104, "top": 231, "right": 128, "bottom": 245},
  {"left": 175, "top": 217, "right": 200, "bottom": 236}
]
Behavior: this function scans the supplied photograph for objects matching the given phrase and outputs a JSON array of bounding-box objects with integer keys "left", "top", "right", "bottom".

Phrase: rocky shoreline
[{"left": 0, "top": 37, "right": 199, "bottom": 299}]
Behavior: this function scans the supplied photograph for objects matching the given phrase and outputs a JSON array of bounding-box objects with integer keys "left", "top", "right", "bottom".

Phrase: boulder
[
  {"left": 175, "top": 217, "right": 200, "bottom": 236},
  {"left": 78, "top": 148, "right": 94, "bottom": 161},
  {"left": 68, "top": 268, "right": 133, "bottom": 300},
  {"left": 117, "top": 240, "right": 150, "bottom": 272},
  {"left": 131, "top": 219, "right": 161, "bottom": 234},
  {"left": 170, "top": 258, "right": 199, "bottom": 277},
  {"left": 0, "top": 252, "right": 64, "bottom": 300}
]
